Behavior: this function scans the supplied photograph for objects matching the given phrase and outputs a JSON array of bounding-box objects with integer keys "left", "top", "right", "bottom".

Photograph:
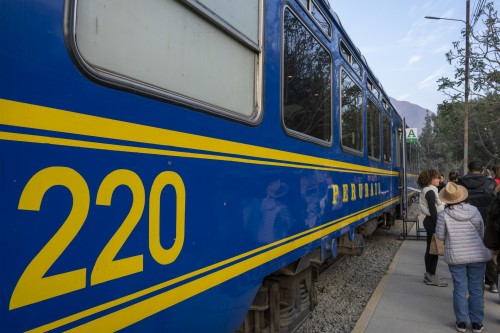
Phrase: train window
[
  {"left": 367, "top": 77, "right": 380, "bottom": 100},
  {"left": 382, "top": 99, "right": 388, "bottom": 111},
  {"left": 311, "top": 1, "right": 332, "bottom": 36},
  {"left": 70, "top": 0, "right": 262, "bottom": 121},
  {"left": 352, "top": 59, "right": 362, "bottom": 78},
  {"left": 366, "top": 98, "right": 381, "bottom": 160},
  {"left": 387, "top": 105, "right": 394, "bottom": 115},
  {"left": 340, "top": 69, "right": 363, "bottom": 153},
  {"left": 382, "top": 115, "right": 392, "bottom": 163},
  {"left": 283, "top": 8, "right": 332, "bottom": 143},
  {"left": 340, "top": 42, "right": 351, "bottom": 61},
  {"left": 382, "top": 98, "right": 393, "bottom": 115},
  {"left": 340, "top": 41, "right": 362, "bottom": 79},
  {"left": 186, "top": 0, "right": 259, "bottom": 45},
  {"left": 297, "top": 0, "right": 332, "bottom": 38}
]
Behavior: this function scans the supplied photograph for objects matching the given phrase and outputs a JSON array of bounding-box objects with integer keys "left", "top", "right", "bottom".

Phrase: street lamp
[
  {"left": 425, "top": 0, "right": 470, "bottom": 175},
  {"left": 424, "top": 16, "right": 465, "bottom": 24}
]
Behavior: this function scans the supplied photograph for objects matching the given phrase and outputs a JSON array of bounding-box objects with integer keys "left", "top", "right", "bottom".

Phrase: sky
[{"left": 328, "top": 0, "right": 498, "bottom": 113}]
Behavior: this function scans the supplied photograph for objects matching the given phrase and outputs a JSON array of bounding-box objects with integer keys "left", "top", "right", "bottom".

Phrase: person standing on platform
[
  {"left": 418, "top": 169, "right": 447, "bottom": 287},
  {"left": 437, "top": 172, "right": 446, "bottom": 192},
  {"left": 487, "top": 164, "right": 500, "bottom": 192},
  {"left": 484, "top": 191, "right": 500, "bottom": 304},
  {"left": 458, "top": 160, "right": 497, "bottom": 293},
  {"left": 449, "top": 170, "right": 460, "bottom": 184},
  {"left": 436, "top": 182, "right": 491, "bottom": 333}
]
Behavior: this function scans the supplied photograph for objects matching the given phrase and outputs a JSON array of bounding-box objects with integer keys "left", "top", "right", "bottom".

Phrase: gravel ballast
[{"left": 296, "top": 217, "right": 415, "bottom": 333}]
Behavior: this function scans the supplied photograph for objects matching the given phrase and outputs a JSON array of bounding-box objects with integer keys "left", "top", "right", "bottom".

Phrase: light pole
[{"left": 425, "top": 0, "right": 470, "bottom": 175}]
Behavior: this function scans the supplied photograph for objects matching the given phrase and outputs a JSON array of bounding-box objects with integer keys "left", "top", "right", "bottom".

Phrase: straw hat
[
  {"left": 438, "top": 182, "right": 468, "bottom": 204},
  {"left": 266, "top": 180, "right": 289, "bottom": 198}
]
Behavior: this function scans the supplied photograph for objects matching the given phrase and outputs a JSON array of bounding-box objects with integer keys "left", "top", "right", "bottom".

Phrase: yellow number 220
[{"left": 9, "top": 167, "right": 185, "bottom": 310}]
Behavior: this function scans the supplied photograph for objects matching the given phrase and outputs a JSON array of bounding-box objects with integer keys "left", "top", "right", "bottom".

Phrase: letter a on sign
[{"left": 405, "top": 128, "right": 418, "bottom": 143}]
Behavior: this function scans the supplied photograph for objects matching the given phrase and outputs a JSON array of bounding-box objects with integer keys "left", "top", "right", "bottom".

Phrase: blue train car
[{"left": 0, "top": 0, "right": 417, "bottom": 332}]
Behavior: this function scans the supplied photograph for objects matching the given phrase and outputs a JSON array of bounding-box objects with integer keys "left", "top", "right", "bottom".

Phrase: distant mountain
[{"left": 390, "top": 97, "right": 429, "bottom": 136}]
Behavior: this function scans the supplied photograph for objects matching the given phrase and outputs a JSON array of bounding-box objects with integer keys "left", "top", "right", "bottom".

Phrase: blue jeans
[{"left": 448, "top": 262, "right": 486, "bottom": 324}]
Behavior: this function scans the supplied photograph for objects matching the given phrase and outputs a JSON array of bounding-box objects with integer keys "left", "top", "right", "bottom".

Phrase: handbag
[{"left": 429, "top": 234, "right": 444, "bottom": 256}]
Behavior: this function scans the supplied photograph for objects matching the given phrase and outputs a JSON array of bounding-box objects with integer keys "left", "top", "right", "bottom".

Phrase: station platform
[{"left": 352, "top": 231, "right": 500, "bottom": 333}]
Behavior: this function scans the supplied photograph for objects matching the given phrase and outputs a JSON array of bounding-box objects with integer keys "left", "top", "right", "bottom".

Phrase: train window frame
[
  {"left": 65, "top": 0, "right": 264, "bottom": 124},
  {"left": 282, "top": 6, "right": 333, "bottom": 145},
  {"left": 339, "top": 67, "right": 364, "bottom": 155},
  {"left": 296, "top": 0, "right": 333, "bottom": 39},
  {"left": 298, "top": 0, "right": 309, "bottom": 7},
  {"left": 366, "top": 96, "right": 381, "bottom": 161},
  {"left": 382, "top": 114, "right": 393, "bottom": 164},
  {"left": 339, "top": 40, "right": 363, "bottom": 79}
]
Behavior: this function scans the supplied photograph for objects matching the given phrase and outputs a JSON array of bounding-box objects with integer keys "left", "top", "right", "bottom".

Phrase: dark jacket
[
  {"left": 484, "top": 192, "right": 500, "bottom": 264},
  {"left": 458, "top": 174, "right": 496, "bottom": 222}
]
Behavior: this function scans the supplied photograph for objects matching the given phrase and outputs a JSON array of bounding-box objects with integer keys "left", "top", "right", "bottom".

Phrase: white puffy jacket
[
  {"left": 435, "top": 203, "right": 491, "bottom": 265},
  {"left": 419, "top": 185, "right": 444, "bottom": 216}
]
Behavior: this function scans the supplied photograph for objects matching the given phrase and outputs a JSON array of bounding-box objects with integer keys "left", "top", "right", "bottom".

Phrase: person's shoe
[
  {"left": 436, "top": 275, "right": 448, "bottom": 283},
  {"left": 423, "top": 272, "right": 432, "bottom": 284},
  {"left": 489, "top": 283, "right": 498, "bottom": 293},
  {"left": 424, "top": 274, "right": 448, "bottom": 287},
  {"left": 472, "top": 322, "right": 484, "bottom": 333},
  {"left": 455, "top": 322, "right": 466, "bottom": 333}
]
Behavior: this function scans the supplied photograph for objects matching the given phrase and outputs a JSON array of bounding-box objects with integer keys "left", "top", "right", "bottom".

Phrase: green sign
[{"left": 406, "top": 128, "right": 418, "bottom": 143}]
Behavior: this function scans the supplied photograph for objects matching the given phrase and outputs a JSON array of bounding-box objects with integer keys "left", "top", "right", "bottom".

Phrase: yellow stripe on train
[{"left": 0, "top": 99, "right": 398, "bottom": 176}]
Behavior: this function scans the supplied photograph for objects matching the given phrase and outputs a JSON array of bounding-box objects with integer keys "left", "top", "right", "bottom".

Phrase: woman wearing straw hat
[{"left": 436, "top": 182, "right": 492, "bottom": 333}]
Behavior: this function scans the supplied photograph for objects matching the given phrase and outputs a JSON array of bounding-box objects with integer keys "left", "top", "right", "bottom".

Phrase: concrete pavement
[{"left": 352, "top": 232, "right": 500, "bottom": 333}]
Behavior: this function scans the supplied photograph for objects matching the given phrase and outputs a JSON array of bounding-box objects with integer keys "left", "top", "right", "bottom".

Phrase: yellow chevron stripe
[
  {"left": 0, "top": 99, "right": 398, "bottom": 176},
  {"left": 0, "top": 131, "right": 385, "bottom": 173}
]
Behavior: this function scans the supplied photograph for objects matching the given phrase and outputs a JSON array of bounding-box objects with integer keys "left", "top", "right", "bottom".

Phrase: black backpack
[{"left": 467, "top": 186, "right": 495, "bottom": 208}]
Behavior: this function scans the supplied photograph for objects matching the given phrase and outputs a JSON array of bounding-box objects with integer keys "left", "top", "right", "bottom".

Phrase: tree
[
  {"left": 437, "top": 1, "right": 500, "bottom": 101},
  {"left": 432, "top": 1, "right": 500, "bottom": 173},
  {"left": 429, "top": 95, "right": 500, "bottom": 172},
  {"left": 419, "top": 110, "right": 440, "bottom": 170},
  {"left": 467, "top": 93, "right": 500, "bottom": 161},
  {"left": 419, "top": 110, "right": 433, "bottom": 154},
  {"left": 433, "top": 102, "right": 467, "bottom": 171}
]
